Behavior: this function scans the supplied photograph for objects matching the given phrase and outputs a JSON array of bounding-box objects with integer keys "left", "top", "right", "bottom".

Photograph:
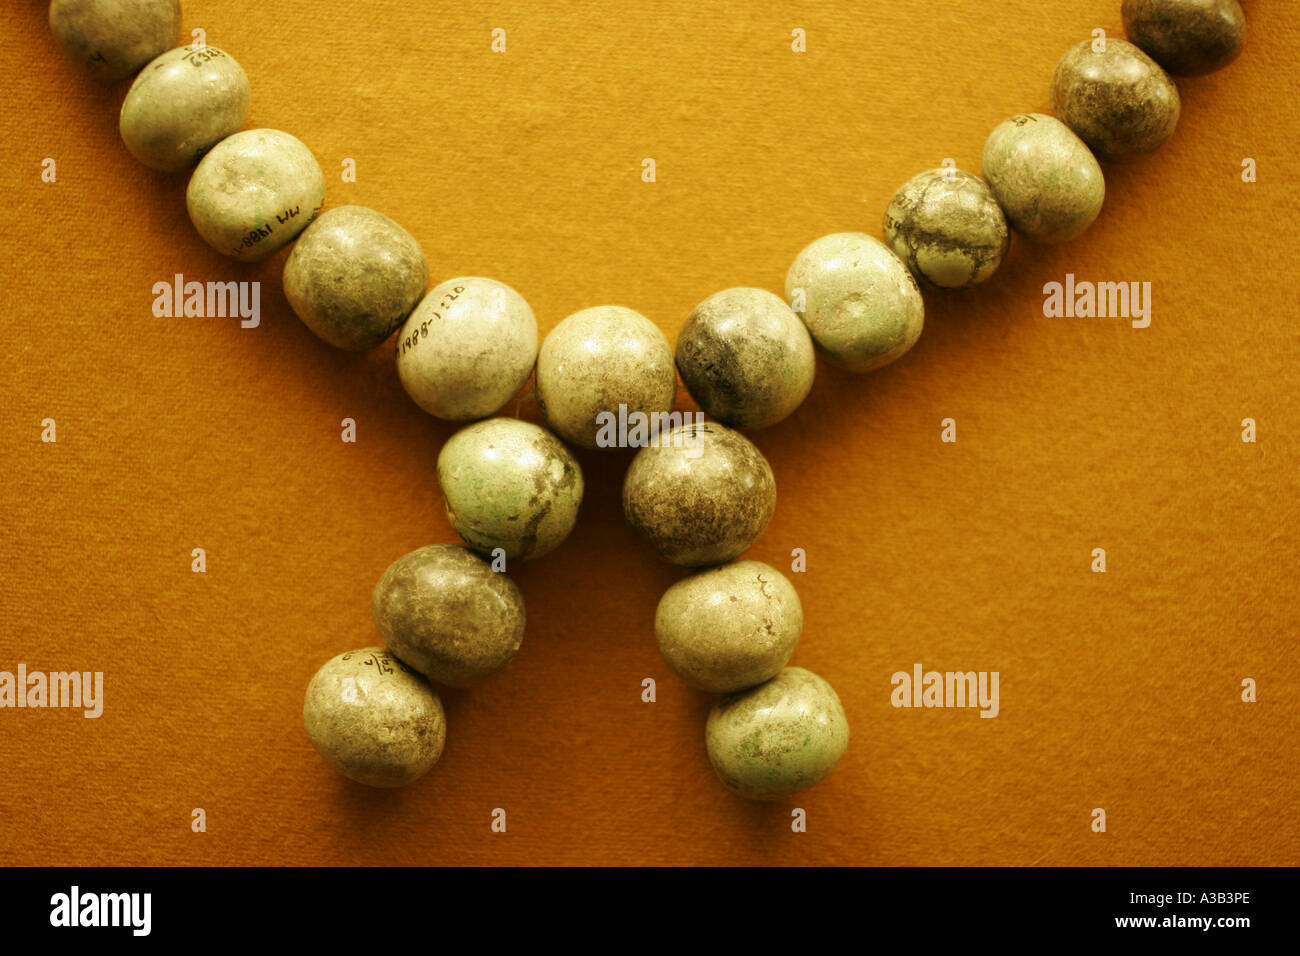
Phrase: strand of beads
[{"left": 47, "top": 0, "right": 1247, "bottom": 799}]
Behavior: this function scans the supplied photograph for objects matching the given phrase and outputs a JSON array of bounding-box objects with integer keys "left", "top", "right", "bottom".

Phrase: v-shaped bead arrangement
[{"left": 47, "top": 0, "right": 1248, "bottom": 801}]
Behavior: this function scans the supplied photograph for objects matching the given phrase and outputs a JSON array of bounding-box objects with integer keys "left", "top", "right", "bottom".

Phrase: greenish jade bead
[
  {"left": 706, "top": 666, "right": 849, "bottom": 801},
  {"left": 537, "top": 305, "right": 676, "bottom": 449},
  {"left": 120, "top": 45, "right": 251, "bottom": 172},
  {"left": 396, "top": 277, "right": 539, "bottom": 421},
  {"left": 785, "top": 232, "right": 924, "bottom": 373},
  {"left": 436, "top": 418, "right": 584, "bottom": 561},
  {"left": 302, "top": 646, "right": 446, "bottom": 789},
  {"left": 883, "top": 169, "right": 1010, "bottom": 291},
  {"left": 185, "top": 128, "right": 325, "bottom": 261},
  {"left": 982, "top": 113, "right": 1106, "bottom": 244},
  {"left": 49, "top": 0, "right": 180, "bottom": 83},
  {"left": 622, "top": 421, "right": 776, "bottom": 568}
]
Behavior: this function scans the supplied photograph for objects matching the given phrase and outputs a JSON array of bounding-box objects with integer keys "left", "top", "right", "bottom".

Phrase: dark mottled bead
[
  {"left": 623, "top": 421, "right": 775, "bottom": 567},
  {"left": 284, "top": 205, "right": 428, "bottom": 351},
  {"left": 675, "top": 288, "right": 815, "bottom": 431},
  {"left": 1123, "top": 0, "right": 1246, "bottom": 76},
  {"left": 372, "top": 545, "right": 524, "bottom": 689},
  {"left": 1051, "top": 38, "right": 1180, "bottom": 163}
]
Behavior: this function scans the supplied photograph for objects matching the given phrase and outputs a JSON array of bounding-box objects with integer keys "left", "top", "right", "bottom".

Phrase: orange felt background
[{"left": 0, "top": 0, "right": 1297, "bottom": 867}]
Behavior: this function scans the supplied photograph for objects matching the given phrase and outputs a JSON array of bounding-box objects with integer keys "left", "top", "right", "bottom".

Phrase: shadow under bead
[
  {"left": 49, "top": 0, "right": 181, "bottom": 83},
  {"left": 372, "top": 545, "right": 524, "bottom": 689},
  {"left": 1051, "top": 38, "right": 1181, "bottom": 163},
  {"left": 883, "top": 169, "right": 1010, "bottom": 290},
  {"left": 283, "top": 206, "right": 428, "bottom": 351},
  {"left": 622, "top": 420, "right": 775, "bottom": 568},
  {"left": 1122, "top": 0, "right": 1246, "bottom": 76}
]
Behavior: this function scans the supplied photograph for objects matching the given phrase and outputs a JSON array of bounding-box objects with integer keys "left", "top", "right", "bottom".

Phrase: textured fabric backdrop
[{"left": 0, "top": 0, "right": 1296, "bottom": 866}]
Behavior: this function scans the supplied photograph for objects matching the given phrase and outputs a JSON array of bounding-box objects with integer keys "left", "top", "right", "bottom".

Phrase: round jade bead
[
  {"left": 372, "top": 545, "right": 524, "bottom": 689},
  {"left": 302, "top": 646, "right": 446, "bottom": 789},
  {"left": 705, "top": 666, "right": 849, "bottom": 801},
  {"left": 284, "top": 206, "right": 428, "bottom": 351},
  {"left": 50, "top": 0, "right": 180, "bottom": 83},
  {"left": 676, "top": 287, "right": 815, "bottom": 430},
  {"left": 785, "top": 233, "right": 924, "bottom": 373},
  {"left": 656, "top": 560, "right": 802, "bottom": 693},
  {"left": 397, "top": 277, "right": 538, "bottom": 421},
  {"left": 1051, "top": 38, "right": 1180, "bottom": 163},
  {"left": 537, "top": 305, "right": 676, "bottom": 449},
  {"left": 185, "top": 128, "right": 325, "bottom": 261},
  {"left": 119, "top": 45, "right": 251, "bottom": 172},
  {"left": 982, "top": 113, "right": 1106, "bottom": 244},
  {"left": 883, "top": 168, "right": 1010, "bottom": 290},
  {"left": 623, "top": 421, "right": 775, "bottom": 567},
  {"left": 437, "top": 418, "right": 584, "bottom": 561},
  {"left": 1123, "top": 0, "right": 1246, "bottom": 76}
]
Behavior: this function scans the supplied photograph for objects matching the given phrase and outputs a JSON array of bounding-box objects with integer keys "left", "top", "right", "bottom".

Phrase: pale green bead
[
  {"left": 397, "top": 277, "right": 538, "bottom": 421},
  {"left": 50, "top": 0, "right": 180, "bottom": 83},
  {"left": 982, "top": 113, "right": 1105, "bottom": 244},
  {"left": 302, "top": 646, "right": 446, "bottom": 789},
  {"left": 119, "top": 45, "right": 251, "bottom": 172},
  {"left": 785, "top": 233, "right": 924, "bottom": 373},
  {"left": 437, "top": 418, "right": 584, "bottom": 561},
  {"left": 705, "top": 666, "right": 849, "bottom": 801},
  {"left": 185, "top": 128, "right": 325, "bottom": 261},
  {"left": 656, "top": 560, "right": 802, "bottom": 693},
  {"left": 884, "top": 169, "right": 1010, "bottom": 290},
  {"left": 537, "top": 305, "right": 676, "bottom": 449}
]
